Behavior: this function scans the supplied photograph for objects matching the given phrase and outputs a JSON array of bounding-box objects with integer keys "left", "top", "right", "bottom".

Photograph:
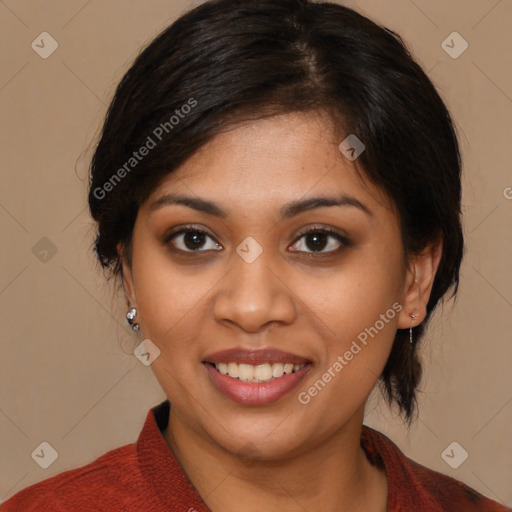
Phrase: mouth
[
  {"left": 206, "top": 361, "right": 307, "bottom": 383},
  {"left": 202, "top": 348, "right": 312, "bottom": 405}
]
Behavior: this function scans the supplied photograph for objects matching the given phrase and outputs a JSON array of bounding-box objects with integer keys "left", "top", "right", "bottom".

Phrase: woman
[{"left": 3, "top": 0, "right": 509, "bottom": 510}]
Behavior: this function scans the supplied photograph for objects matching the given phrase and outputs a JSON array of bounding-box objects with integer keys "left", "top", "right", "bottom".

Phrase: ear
[
  {"left": 117, "top": 242, "right": 137, "bottom": 307},
  {"left": 397, "top": 235, "right": 443, "bottom": 329}
]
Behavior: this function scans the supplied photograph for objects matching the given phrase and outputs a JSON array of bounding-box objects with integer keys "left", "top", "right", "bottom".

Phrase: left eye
[{"left": 290, "top": 229, "right": 346, "bottom": 253}]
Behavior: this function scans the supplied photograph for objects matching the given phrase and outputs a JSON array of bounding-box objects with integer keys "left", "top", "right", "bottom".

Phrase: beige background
[{"left": 1, "top": 0, "right": 511, "bottom": 507}]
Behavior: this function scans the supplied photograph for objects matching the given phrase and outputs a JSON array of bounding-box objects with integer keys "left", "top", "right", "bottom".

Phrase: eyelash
[
  {"left": 292, "top": 226, "right": 351, "bottom": 254},
  {"left": 164, "top": 224, "right": 351, "bottom": 256}
]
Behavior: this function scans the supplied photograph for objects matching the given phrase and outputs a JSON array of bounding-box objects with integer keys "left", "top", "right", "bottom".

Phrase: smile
[
  {"left": 203, "top": 362, "right": 312, "bottom": 406},
  {"left": 212, "top": 362, "right": 306, "bottom": 382}
]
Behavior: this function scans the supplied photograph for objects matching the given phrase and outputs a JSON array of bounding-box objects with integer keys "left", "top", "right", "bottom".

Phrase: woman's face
[{"left": 122, "top": 111, "right": 417, "bottom": 459}]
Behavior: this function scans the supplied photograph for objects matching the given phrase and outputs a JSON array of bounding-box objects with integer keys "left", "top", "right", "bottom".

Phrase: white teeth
[
  {"left": 213, "top": 361, "right": 305, "bottom": 381},
  {"left": 272, "top": 363, "right": 284, "bottom": 378},
  {"left": 227, "top": 362, "right": 239, "bottom": 378},
  {"left": 254, "top": 363, "right": 273, "bottom": 381},
  {"left": 238, "top": 363, "right": 254, "bottom": 382}
]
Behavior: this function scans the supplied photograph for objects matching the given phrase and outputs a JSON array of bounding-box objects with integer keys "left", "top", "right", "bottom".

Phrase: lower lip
[{"left": 204, "top": 363, "right": 312, "bottom": 406}]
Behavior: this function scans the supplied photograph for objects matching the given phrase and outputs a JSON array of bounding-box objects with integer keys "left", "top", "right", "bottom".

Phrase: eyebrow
[{"left": 148, "top": 193, "right": 373, "bottom": 219}]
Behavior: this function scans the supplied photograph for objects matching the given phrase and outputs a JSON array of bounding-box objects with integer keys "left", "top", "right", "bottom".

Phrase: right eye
[{"left": 166, "top": 227, "right": 223, "bottom": 253}]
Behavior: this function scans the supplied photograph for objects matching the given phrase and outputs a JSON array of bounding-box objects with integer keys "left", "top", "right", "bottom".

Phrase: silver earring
[
  {"left": 409, "top": 312, "right": 418, "bottom": 344},
  {"left": 126, "top": 307, "right": 140, "bottom": 331}
]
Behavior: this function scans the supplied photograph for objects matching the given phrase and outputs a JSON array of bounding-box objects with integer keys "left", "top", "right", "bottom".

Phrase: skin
[{"left": 119, "top": 111, "right": 442, "bottom": 512}]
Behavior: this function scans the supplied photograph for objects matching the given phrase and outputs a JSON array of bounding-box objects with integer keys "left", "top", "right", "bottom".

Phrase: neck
[{"left": 163, "top": 406, "right": 387, "bottom": 512}]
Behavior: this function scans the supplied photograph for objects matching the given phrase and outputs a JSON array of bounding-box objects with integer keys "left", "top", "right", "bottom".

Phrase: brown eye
[
  {"left": 290, "top": 228, "right": 349, "bottom": 254},
  {"left": 304, "top": 232, "right": 329, "bottom": 251},
  {"left": 167, "top": 229, "right": 222, "bottom": 252}
]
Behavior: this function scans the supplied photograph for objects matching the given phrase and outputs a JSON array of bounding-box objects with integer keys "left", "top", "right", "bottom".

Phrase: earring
[
  {"left": 126, "top": 307, "right": 140, "bottom": 331},
  {"left": 409, "top": 312, "right": 419, "bottom": 344}
]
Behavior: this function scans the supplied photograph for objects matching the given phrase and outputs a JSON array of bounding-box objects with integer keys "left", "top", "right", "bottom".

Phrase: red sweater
[{"left": 2, "top": 400, "right": 509, "bottom": 511}]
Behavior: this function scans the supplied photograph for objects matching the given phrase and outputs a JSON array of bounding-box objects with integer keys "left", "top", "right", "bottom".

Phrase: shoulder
[
  {"left": 1, "top": 443, "right": 141, "bottom": 511},
  {"left": 361, "top": 425, "right": 510, "bottom": 512},
  {"left": 400, "top": 452, "right": 510, "bottom": 511}
]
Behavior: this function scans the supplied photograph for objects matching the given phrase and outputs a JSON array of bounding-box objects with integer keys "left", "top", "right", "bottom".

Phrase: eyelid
[
  {"left": 163, "top": 225, "right": 222, "bottom": 255},
  {"left": 290, "top": 224, "right": 352, "bottom": 253},
  {"left": 164, "top": 224, "right": 217, "bottom": 242},
  {"left": 293, "top": 223, "right": 350, "bottom": 241}
]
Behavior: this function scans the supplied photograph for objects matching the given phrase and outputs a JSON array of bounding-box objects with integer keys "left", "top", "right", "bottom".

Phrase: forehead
[{"left": 144, "top": 111, "right": 392, "bottom": 215}]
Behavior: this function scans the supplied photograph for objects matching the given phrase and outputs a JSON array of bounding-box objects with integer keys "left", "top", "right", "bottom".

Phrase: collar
[
  {"left": 136, "top": 400, "right": 398, "bottom": 509},
  {"left": 136, "top": 400, "right": 211, "bottom": 510}
]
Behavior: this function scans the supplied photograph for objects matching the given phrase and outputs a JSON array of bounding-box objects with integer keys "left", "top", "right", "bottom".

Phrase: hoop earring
[{"left": 126, "top": 307, "right": 140, "bottom": 331}]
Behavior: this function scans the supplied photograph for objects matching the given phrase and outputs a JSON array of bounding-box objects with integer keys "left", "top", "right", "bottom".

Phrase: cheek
[
  {"left": 131, "top": 240, "right": 213, "bottom": 348},
  {"left": 294, "top": 251, "right": 403, "bottom": 341},
  {"left": 290, "top": 250, "right": 404, "bottom": 412},
  {"left": 293, "top": 262, "right": 401, "bottom": 419}
]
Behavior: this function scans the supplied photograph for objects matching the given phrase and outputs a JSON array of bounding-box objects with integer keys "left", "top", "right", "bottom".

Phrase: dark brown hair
[{"left": 88, "top": 0, "right": 464, "bottom": 424}]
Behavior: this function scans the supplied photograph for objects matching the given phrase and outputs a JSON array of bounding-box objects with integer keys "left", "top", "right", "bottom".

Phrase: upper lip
[{"left": 203, "top": 347, "right": 311, "bottom": 366}]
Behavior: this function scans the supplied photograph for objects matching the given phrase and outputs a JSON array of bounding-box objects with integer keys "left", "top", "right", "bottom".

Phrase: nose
[{"left": 212, "top": 249, "right": 297, "bottom": 334}]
